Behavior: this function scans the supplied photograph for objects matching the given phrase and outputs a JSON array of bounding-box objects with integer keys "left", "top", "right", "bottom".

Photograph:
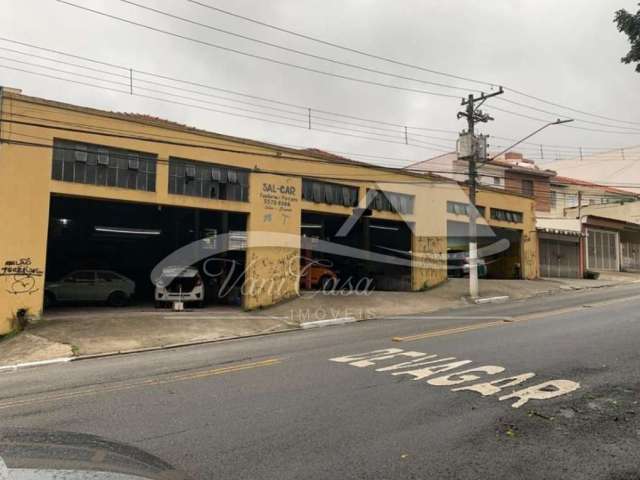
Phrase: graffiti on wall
[{"left": 0, "top": 258, "right": 43, "bottom": 295}]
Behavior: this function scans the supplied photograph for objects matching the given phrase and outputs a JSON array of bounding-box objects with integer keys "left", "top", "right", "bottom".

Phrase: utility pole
[{"left": 457, "top": 87, "right": 504, "bottom": 299}]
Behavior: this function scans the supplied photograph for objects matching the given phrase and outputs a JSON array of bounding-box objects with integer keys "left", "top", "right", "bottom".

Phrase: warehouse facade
[{"left": 0, "top": 88, "right": 539, "bottom": 334}]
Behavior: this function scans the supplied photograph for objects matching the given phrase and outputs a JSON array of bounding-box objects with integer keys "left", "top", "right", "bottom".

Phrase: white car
[
  {"left": 45, "top": 270, "right": 135, "bottom": 307},
  {"left": 154, "top": 266, "right": 205, "bottom": 307}
]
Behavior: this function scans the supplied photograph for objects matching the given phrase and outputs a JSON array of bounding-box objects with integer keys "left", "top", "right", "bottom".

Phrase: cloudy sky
[{"left": 1, "top": 0, "right": 639, "bottom": 170}]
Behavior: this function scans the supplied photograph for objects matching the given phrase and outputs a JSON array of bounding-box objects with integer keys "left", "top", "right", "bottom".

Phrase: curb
[
  {"left": 474, "top": 295, "right": 510, "bottom": 305},
  {"left": 300, "top": 317, "right": 357, "bottom": 329},
  {"left": 0, "top": 356, "right": 72, "bottom": 373}
]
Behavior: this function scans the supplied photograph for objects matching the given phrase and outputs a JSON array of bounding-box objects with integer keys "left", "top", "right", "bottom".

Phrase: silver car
[{"left": 44, "top": 270, "right": 135, "bottom": 307}]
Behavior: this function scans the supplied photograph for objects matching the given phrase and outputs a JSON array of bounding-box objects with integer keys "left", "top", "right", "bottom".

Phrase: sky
[{"left": 1, "top": 0, "right": 639, "bottom": 171}]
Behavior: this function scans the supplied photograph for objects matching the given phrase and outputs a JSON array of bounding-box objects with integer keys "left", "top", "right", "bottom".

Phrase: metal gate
[
  {"left": 539, "top": 238, "right": 580, "bottom": 278},
  {"left": 621, "top": 241, "right": 640, "bottom": 271},
  {"left": 586, "top": 228, "right": 619, "bottom": 271}
]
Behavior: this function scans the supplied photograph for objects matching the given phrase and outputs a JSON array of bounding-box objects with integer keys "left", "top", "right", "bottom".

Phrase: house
[{"left": 538, "top": 176, "right": 640, "bottom": 276}]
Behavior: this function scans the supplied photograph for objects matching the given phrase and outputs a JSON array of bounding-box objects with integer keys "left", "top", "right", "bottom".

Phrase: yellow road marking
[
  {"left": 0, "top": 358, "right": 281, "bottom": 410},
  {"left": 392, "top": 321, "right": 505, "bottom": 342},
  {"left": 393, "top": 293, "right": 640, "bottom": 342}
]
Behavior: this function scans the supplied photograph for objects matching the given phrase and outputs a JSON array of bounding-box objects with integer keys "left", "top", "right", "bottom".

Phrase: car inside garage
[
  {"left": 301, "top": 211, "right": 412, "bottom": 291},
  {"left": 447, "top": 220, "right": 523, "bottom": 279},
  {"left": 44, "top": 194, "right": 247, "bottom": 310}
]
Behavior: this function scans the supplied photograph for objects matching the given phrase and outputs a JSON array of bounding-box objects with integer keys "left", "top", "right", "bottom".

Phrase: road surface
[{"left": 1, "top": 283, "right": 640, "bottom": 479}]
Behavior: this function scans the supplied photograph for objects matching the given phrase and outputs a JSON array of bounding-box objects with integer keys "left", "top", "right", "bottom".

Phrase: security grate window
[
  {"left": 490, "top": 208, "right": 523, "bottom": 223},
  {"left": 302, "top": 179, "right": 359, "bottom": 207},
  {"left": 447, "top": 201, "right": 486, "bottom": 217},
  {"left": 168, "top": 158, "right": 249, "bottom": 202},
  {"left": 367, "top": 189, "right": 415, "bottom": 214},
  {"left": 52, "top": 139, "right": 157, "bottom": 191}
]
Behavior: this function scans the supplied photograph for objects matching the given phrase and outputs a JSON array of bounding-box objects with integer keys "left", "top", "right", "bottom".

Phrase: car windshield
[{"left": 3, "top": 2, "right": 640, "bottom": 479}]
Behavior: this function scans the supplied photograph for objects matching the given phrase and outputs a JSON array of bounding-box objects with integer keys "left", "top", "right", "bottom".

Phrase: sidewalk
[{"left": 1, "top": 274, "right": 638, "bottom": 368}]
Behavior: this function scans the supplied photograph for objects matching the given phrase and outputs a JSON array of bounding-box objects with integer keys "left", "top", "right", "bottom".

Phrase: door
[
  {"left": 540, "top": 238, "right": 580, "bottom": 278},
  {"left": 586, "top": 229, "right": 619, "bottom": 271}
]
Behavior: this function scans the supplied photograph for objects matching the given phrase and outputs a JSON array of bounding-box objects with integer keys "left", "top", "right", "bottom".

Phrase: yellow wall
[
  {"left": 244, "top": 173, "right": 301, "bottom": 309},
  {"left": 0, "top": 91, "right": 539, "bottom": 332}
]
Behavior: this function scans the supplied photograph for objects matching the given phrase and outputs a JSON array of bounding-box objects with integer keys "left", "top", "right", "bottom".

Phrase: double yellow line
[
  {"left": 0, "top": 358, "right": 281, "bottom": 411},
  {"left": 393, "top": 320, "right": 507, "bottom": 342},
  {"left": 393, "top": 293, "right": 640, "bottom": 343}
]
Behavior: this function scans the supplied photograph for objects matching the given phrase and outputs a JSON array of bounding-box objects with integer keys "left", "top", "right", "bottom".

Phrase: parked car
[
  {"left": 300, "top": 251, "right": 338, "bottom": 290},
  {"left": 155, "top": 266, "right": 204, "bottom": 307},
  {"left": 447, "top": 253, "right": 488, "bottom": 278},
  {"left": 44, "top": 270, "right": 135, "bottom": 307}
]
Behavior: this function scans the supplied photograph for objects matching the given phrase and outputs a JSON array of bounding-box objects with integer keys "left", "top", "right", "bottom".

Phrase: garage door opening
[
  {"left": 301, "top": 212, "right": 412, "bottom": 291},
  {"left": 447, "top": 220, "right": 523, "bottom": 279},
  {"left": 44, "top": 195, "right": 247, "bottom": 311}
]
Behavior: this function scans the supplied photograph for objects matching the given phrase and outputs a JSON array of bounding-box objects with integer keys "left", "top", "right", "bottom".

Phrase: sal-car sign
[{"left": 330, "top": 348, "right": 580, "bottom": 408}]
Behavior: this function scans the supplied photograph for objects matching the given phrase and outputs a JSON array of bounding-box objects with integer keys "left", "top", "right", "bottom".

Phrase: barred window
[
  {"left": 52, "top": 139, "right": 156, "bottom": 192},
  {"left": 367, "top": 189, "right": 414, "bottom": 214},
  {"left": 169, "top": 158, "right": 249, "bottom": 202},
  {"left": 302, "top": 179, "right": 358, "bottom": 207},
  {"left": 490, "top": 208, "right": 523, "bottom": 223},
  {"left": 447, "top": 201, "right": 485, "bottom": 217}
]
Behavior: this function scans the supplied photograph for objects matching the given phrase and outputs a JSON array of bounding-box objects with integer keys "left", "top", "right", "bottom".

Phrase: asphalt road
[{"left": 1, "top": 283, "right": 640, "bottom": 479}]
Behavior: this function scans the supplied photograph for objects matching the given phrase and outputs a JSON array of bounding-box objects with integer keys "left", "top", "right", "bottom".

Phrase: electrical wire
[
  {"left": 55, "top": 1, "right": 462, "bottom": 99},
  {"left": 187, "top": 0, "right": 640, "bottom": 128}
]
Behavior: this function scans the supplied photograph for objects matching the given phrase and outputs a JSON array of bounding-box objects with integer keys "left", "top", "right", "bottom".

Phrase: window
[
  {"left": 68, "top": 271, "right": 95, "bottom": 282},
  {"left": 169, "top": 158, "right": 249, "bottom": 202},
  {"left": 97, "top": 271, "right": 120, "bottom": 282},
  {"left": 522, "top": 179, "right": 534, "bottom": 197},
  {"left": 367, "top": 189, "right": 415, "bottom": 214},
  {"left": 490, "top": 208, "right": 523, "bottom": 223},
  {"left": 566, "top": 194, "right": 579, "bottom": 208},
  {"left": 447, "top": 201, "right": 485, "bottom": 217},
  {"left": 550, "top": 191, "right": 558, "bottom": 209},
  {"left": 302, "top": 179, "right": 358, "bottom": 207},
  {"left": 493, "top": 177, "right": 502, "bottom": 186},
  {"left": 52, "top": 139, "right": 156, "bottom": 192}
]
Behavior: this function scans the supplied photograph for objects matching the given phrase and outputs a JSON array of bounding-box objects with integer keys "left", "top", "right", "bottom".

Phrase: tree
[{"left": 614, "top": 3, "right": 640, "bottom": 72}]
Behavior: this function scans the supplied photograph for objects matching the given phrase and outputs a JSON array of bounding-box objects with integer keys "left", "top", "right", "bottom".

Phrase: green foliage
[{"left": 614, "top": 3, "right": 640, "bottom": 72}]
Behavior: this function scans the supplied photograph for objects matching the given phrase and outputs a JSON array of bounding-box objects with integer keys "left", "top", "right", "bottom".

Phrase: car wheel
[
  {"left": 107, "top": 291, "right": 128, "bottom": 307},
  {"left": 44, "top": 291, "right": 55, "bottom": 309}
]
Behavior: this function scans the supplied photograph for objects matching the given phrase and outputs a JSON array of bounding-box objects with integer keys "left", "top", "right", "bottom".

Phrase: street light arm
[{"left": 482, "top": 118, "right": 574, "bottom": 164}]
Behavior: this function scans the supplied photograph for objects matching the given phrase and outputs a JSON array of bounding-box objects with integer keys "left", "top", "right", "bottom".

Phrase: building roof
[
  {"left": 408, "top": 151, "right": 556, "bottom": 177},
  {"left": 2, "top": 89, "right": 534, "bottom": 198},
  {"left": 546, "top": 146, "right": 640, "bottom": 194},
  {"left": 552, "top": 175, "right": 639, "bottom": 197}
]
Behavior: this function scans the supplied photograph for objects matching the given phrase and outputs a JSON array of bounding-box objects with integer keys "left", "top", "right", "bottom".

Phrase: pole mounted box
[{"left": 457, "top": 132, "right": 475, "bottom": 159}]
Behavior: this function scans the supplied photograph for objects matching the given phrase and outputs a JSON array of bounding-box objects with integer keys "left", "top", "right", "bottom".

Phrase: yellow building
[{"left": 0, "top": 87, "right": 539, "bottom": 334}]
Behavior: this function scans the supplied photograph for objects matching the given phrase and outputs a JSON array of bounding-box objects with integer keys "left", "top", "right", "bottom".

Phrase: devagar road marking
[{"left": 330, "top": 348, "right": 580, "bottom": 408}]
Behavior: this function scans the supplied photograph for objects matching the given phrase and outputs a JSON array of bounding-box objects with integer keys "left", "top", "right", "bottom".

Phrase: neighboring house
[
  {"left": 546, "top": 146, "right": 640, "bottom": 195},
  {"left": 549, "top": 176, "right": 640, "bottom": 217},
  {"left": 537, "top": 177, "right": 640, "bottom": 276},
  {"left": 408, "top": 151, "right": 555, "bottom": 213}
]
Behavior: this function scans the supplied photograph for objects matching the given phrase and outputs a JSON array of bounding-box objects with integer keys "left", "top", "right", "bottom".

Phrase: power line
[
  {"left": 187, "top": 0, "right": 640, "bottom": 128},
  {"left": 0, "top": 64, "right": 454, "bottom": 155},
  {"left": 116, "top": 0, "right": 477, "bottom": 95},
  {"left": 55, "top": 1, "right": 461, "bottom": 99},
  {"left": 4, "top": 36, "right": 636, "bottom": 154}
]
